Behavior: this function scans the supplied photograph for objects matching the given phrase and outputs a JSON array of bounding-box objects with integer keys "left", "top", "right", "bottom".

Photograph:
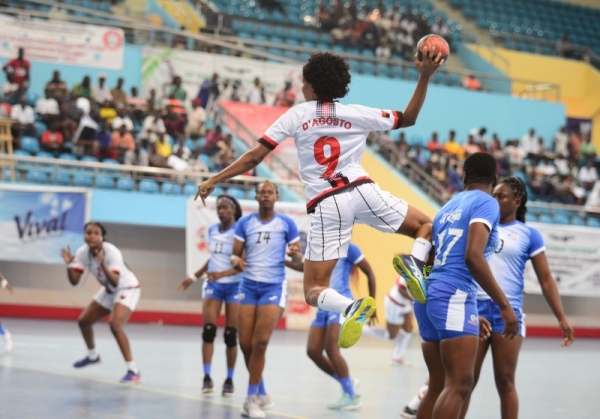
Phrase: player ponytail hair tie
[{"left": 217, "top": 196, "right": 237, "bottom": 209}]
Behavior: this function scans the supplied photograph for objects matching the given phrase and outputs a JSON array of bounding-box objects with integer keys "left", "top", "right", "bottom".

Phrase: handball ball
[{"left": 417, "top": 34, "right": 450, "bottom": 61}]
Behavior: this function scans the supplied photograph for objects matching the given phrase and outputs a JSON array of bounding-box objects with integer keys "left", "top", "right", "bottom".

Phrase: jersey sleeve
[
  {"left": 527, "top": 226, "right": 546, "bottom": 258},
  {"left": 350, "top": 104, "right": 403, "bottom": 131},
  {"left": 469, "top": 196, "right": 500, "bottom": 231},
  {"left": 283, "top": 215, "right": 300, "bottom": 245},
  {"left": 234, "top": 215, "right": 249, "bottom": 242},
  {"left": 347, "top": 243, "right": 365, "bottom": 265},
  {"left": 259, "top": 108, "right": 299, "bottom": 150},
  {"left": 68, "top": 246, "right": 88, "bottom": 272},
  {"left": 104, "top": 245, "right": 125, "bottom": 274}
]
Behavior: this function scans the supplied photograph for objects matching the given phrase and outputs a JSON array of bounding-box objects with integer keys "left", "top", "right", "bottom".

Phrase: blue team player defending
[
  {"left": 414, "top": 153, "right": 519, "bottom": 419},
  {"left": 177, "top": 194, "right": 244, "bottom": 396},
  {"left": 230, "top": 181, "right": 300, "bottom": 419}
]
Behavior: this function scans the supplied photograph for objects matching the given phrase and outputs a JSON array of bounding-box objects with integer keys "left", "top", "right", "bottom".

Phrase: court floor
[{"left": 0, "top": 318, "right": 598, "bottom": 419}]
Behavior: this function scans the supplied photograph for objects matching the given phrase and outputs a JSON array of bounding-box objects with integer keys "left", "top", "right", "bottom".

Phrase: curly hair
[
  {"left": 302, "top": 52, "right": 351, "bottom": 102},
  {"left": 500, "top": 177, "right": 528, "bottom": 223}
]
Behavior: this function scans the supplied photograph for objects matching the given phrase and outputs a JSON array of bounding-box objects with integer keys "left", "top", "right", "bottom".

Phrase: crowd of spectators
[{"left": 371, "top": 125, "right": 599, "bottom": 210}]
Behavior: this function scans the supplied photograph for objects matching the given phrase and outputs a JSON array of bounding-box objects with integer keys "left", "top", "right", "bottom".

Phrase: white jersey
[
  {"left": 69, "top": 242, "right": 140, "bottom": 292},
  {"left": 260, "top": 101, "right": 403, "bottom": 212},
  {"left": 387, "top": 275, "right": 411, "bottom": 307}
]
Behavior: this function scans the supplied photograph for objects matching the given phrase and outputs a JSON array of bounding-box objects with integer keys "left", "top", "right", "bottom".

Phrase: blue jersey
[
  {"left": 429, "top": 190, "right": 500, "bottom": 294},
  {"left": 207, "top": 222, "right": 242, "bottom": 284},
  {"left": 330, "top": 243, "right": 364, "bottom": 299},
  {"left": 235, "top": 212, "right": 300, "bottom": 284},
  {"left": 478, "top": 221, "right": 545, "bottom": 308}
]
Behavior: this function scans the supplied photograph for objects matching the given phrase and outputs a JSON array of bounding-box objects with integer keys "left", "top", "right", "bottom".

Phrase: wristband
[
  {"left": 190, "top": 275, "right": 199, "bottom": 283},
  {"left": 0, "top": 278, "right": 8, "bottom": 289}
]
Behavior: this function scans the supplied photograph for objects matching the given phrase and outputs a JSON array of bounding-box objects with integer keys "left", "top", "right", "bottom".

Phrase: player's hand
[
  {"left": 92, "top": 247, "right": 105, "bottom": 263},
  {"left": 414, "top": 47, "right": 444, "bottom": 78},
  {"left": 206, "top": 271, "right": 223, "bottom": 282},
  {"left": 177, "top": 277, "right": 195, "bottom": 292},
  {"left": 287, "top": 245, "right": 303, "bottom": 264},
  {"left": 367, "top": 309, "right": 378, "bottom": 326},
  {"left": 499, "top": 305, "right": 519, "bottom": 341},
  {"left": 558, "top": 319, "right": 575, "bottom": 347},
  {"left": 230, "top": 255, "right": 245, "bottom": 272},
  {"left": 478, "top": 316, "right": 492, "bottom": 341},
  {"left": 195, "top": 180, "right": 216, "bottom": 205},
  {"left": 60, "top": 246, "right": 74, "bottom": 265}
]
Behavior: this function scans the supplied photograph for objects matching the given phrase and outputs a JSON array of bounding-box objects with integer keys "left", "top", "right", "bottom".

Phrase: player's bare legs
[
  {"left": 77, "top": 301, "right": 110, "bottom": 351},
  {"left": 304, "top": 259, "right": 339, "bottom": 307},
  {"left": 109, "top": 302, "right": 134, "bottom": 362},
  {"left": 418, "top": 342, "right": 444, "bottom": 419},
  {"left": 457, "top": 337, "right": 491, "bottom": 419}
]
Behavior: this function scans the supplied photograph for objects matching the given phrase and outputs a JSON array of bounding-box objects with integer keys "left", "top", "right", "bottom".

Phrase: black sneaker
[
  {"left": 202, "top": 375, "right": 214, "bottom": 394},
  {"left": 222, "top": 377, "right": 234, "bottom": 396}
]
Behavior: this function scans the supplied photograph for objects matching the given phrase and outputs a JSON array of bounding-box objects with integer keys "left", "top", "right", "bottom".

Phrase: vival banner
[
  {"left": 0, "top": 185, "right": 90, "bottom": 264},
  {"left": 0, "top": 15, "right": 124, "bottom": 70},
  {"left": 186, "top": 197, "right": 315, "bottom": 328},
  {"left": 523, "top": 223, "right": 600, "bottom": 297}
]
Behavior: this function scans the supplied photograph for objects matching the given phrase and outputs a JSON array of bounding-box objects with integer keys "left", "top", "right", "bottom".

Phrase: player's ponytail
[{"left": 501, "top": 177, "right": 528, "bottom": 223}]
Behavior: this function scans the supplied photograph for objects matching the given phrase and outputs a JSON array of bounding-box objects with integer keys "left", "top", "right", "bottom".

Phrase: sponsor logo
[
  {"left": 269, "top": 295, "right": 278, "bottom": 301},
  {"left": 235, "top": 292, "right": 245, "bottom": 300},
  {"left": 440, "top": 209, "right": 462, "bottom": 223},
  {"left": 468, "top": 314, "right": 478, "bottom": 326}
]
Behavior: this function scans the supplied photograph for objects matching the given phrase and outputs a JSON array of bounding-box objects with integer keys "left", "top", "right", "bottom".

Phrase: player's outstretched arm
[
  {"left": 401, "top": 47, "right": 444, "bottom": 128},
  {"left": 531, "top": 251, "right": 574, "bottom": 347},
  {"left": 465, "top": 223, "right": 518, "bottom": 340},
  {"left": 196, "top": 144, "right": 271, "bottom": 204},
  {"left": 61, "top": 246, "right": 83, "bottom": 286}
]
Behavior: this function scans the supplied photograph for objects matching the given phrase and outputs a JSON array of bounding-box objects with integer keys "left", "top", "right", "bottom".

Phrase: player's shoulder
[
  {"left": 238, "top": 213, "right": 256, "bottom": 224},
  {"left": 523, "top": 222, "right": 543, "bottom": 240},
  {"left": 275, "top": 212, "right": 296, "bottom": 226},
  {"left": 102, "top": 242, "right": 121, "bottom": 254},
  {"left": 75, "top": 243, "right": 90, "bottom": 254},
  {"left": 208, "top": 222, "right": 221, "bottom": 233}
]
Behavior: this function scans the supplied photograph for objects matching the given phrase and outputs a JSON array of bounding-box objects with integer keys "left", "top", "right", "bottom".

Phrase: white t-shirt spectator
[
  {"left": 248, "top": 86, "right": 264, "bottom": 105},
  {"left": 579, "top": 166, "right": 599, "bottom": 184},
  {"left": 400, "top": 18, "right": 417, "bottom": 35},
  {"left": 537, "top": 161, "right": 557, "bottom": 177},
  {"left": 2, "top": 81, "right": 19, "bottom": 97},
  {"left": 138, "top": 115, "right": 166, "bottom": 140},
  {"left": 585, "top": 181, "right": 600, "bottom": 209},
  {"left": 35, "top": 97, "right": 59, "bottom": 115},
  {"left": 172, "top": 144, "right": 192, "bottom": 160},
  {"left": 111, "top": 116, "right": 134, "bottom": 133},
  {"left": 521, "top": 132, "right": 538, "bottom": 154},
  {"left": 187, "top": 106, "right": 207, "bottom": 131},
  {"left": 10, "top": 104, "right": 35, "bottom": 124},
  {"left": 76, "top": 97, "right": 91, "bottom": 115},
  {"left": 92, "top": 85, "right": 112, "bottom": 104},
  {"left": 554, "top": 130, "right": 569, "bottom": 157},
  {"left": 167, "top": 154, "right": 192, "bottom": 171}
]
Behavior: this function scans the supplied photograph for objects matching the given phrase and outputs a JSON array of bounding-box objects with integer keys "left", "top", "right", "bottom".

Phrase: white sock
[
  {"left": 411, "top": 238, "right": 432, "bottom": 262},
  {"left": 88, "top": 348, "right": 99, "bottom": 360},
  {"left": 317, "top": 289, "right": 354, "bottom": 313},
  {"left": 407, "top": 384, "right": 428, "bottom": 410},
  {"left": 126, "top": 361, "right": 139, "bottom": 373},
  {"left": 392, "top": 330, "right": 412, "bottom": 360},
  {"left": 361, "top": 327, "right": 390, "bottom": 340}
]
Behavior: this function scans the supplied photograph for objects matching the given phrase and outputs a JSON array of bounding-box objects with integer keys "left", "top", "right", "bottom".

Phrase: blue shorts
[
  {"left": 237, "top": 279, "right": 287, "bottom": 307},
  {"left": 415, "top": 281, "right": 479, "bottom": 343},
  {"left": 311, "top": 309, "right": 342, "bottom": 328},
  {"left": 202, "top": 281, "right": 240, "bottom": 305},
  {"left": 477, "top": 299, "right": 526, "bottom": 337}
]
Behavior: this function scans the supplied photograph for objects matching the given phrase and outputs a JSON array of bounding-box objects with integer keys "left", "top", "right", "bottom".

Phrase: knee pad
[
  {"left": 202, "top": 323, "right": 217, "bottom": 343},
  {"left": 224, "top": 326, "right": 237, "bottom": 348}
]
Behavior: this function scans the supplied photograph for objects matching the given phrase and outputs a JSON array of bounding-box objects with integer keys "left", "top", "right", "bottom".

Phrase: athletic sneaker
[
  {"left": 338, "top": 296, "right": 377, "bottom": 349},
  {"left": 202, "top": 375, "right": 214, "bottom": 394},
  {"left": 73, "top": 356, "right": 101, "bottom": 368},
  {"left": 393, "top": 255, "right": 427, "bottom": 304},
  {"left": 399, "top": 405, "right": 417, "bottom": 418},
  {"left": 327, "top": 393, "right": 362, "bottom": 411},
  {"left": 3, "top": 330, "right": 13, "bottom": 352},
  {"left": 257, "top": 394, "right": 274, "bottom": 410},
  {"left": 120, "top": 370, "right": 141, "bottom": 384},
  {"left": 221, "top": 378, "right": 234, "bottom": 396},
  {"left": 391, "top": 357, "right": 413, "bottom": 366},
  {"left": 241, "top": 395, "right": 265, "bottom": 418}
]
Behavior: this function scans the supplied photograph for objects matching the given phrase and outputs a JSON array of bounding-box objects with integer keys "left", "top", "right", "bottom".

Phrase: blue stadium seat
[
  {"left": 35, "top": 121, "right": 47, "bottom": 136},
  {"left": 538, "top": 214, "right": 553, "bottom": 224},
  {"left": 95, "top": 174, "right": 115, "bottom": 189},
  {"left": 184, "top": 138, "right": 195, "bottom": 150},
  {"left": 552, "top": 214, "right": 569, "bottom": 225},
  {"left": 101, "top": 158, "right": 120, "bottom": 175},
  {"left": 59, "top": 153, "right": 78, "bottom": 161},
  {"left": 117, "top": 177, "right": 134, "bottom": 191},
  {"left": 198, "top": 153, "right": 212, "bottom": 170},
  {"left": 25, "top": 169, "right": 46, "bottom": 184},
  {"left": 21, "top": 136, "right": 40, "bottom": 154},
  {"left": 50, "top": 172, "right": 71, "bottom": 186},
  {"left": 587, "top": 218, "right": 600, "bottom": 228},
  {"left": 183, "top": 183, "right": 198, "bottom": 196},
  {"left": 73, "top": 173, "right": 94, "bottom": 188},
  {"left": 162, "top": 181, "right": 181, "bottom": 195},
  {"left": 570, "top": 216, "right": 586, "bottom": 226},
  {"left": 213, "top": 186, "right": 225, "bottom": 196},
  {"left": 226, "top": 187, "right": 246, "bottom": 200},
  {"left": 139, "top": 179, "right": 159, "bottom": 194}
]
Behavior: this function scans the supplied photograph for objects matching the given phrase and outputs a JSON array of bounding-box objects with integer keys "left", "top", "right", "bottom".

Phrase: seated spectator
[
  {"left": 426, "top": 132, "right": 444, "bottom": 152},
  {"left": 72, "top": 76, "right": 92, "bottom": 100},
  {"left": 247, "top": 77, "right": 265, "bottom": 105},
  {"left": 216, "top": 133, "right": 235, "bottom": 171},
  {"left": 35, "top": 92, "right": 60, "bottom": 126},
  {"left": 553, "top": 126, "right": 569, "bottom": 157},
  {"left": 10, "top": 96, "right": 36, "bottom": 139},
  {"left": 463, "top": 134, "right": 481, "bottom": 157},
  {"left": 147, "top": 88, "right": 160, "bottom": 112},
  {"left": 444, "top": 130, "right": 464, "bottom": 159},
  {"left": 489, "top": 136, "right": 508, "bottom": 175},
  {"left": 202, "top": 125, "right": 224, "bottom": 156},
  {"left": 111, "top": 77, "right": 128, "bottom": 109},
  {"left": 2, "top": 72, "right": 21, "bottom": 105},
  {"left": 127, "top": 86, "right": 148, "bottom": 125},
  {"left": 185, "top": 98, "right": 207, "bottom": 140},
  {"left": 463, "top": 74, "right": 481, "bottom": 91},
  {"left": 554, "top": 154, "right": 570, "bottom": 176},
  {"left": 94, "top": 121, "right": 117, "bottom": 161},
  {"left": 3, "top": 48, "right": 30, "bottom": 93},
  {"left": 0, "top": 95, "right": 11, "bottom": 117},
  {"left": 111, "top": 124, "right": 136, "bottom": 164},
  {"left": 273, "top": 81, "right": 296, "bottom": 107},
  {"left": 92, "top": 74, "right": 112, "bottom": 105},
  {"left": 148, "top": 142, "right": 169, "bottom": 169},
  {"left": 138, "top": 108, "right": 166, "bottom": 147},
  {"left": 111, "top": 104, "right": 134, "bottom": 133},
  {"left": 408, "top": 145, "right": 427, "bottom": 168},
  {"left": 45, "top": 70, "right": 68, "bottom": 104},
  {"left": 578, "top": 160, "right": 598, "bottom": 191},
  {"left": 579, "top": 135, "right": 597, "bottom": 164},
  {"left": 172, "top": 137, "right": 192, "bottom": 161},
  {"left": 72, "top": 106, "right": 99, "bottom": 156},
  {"left": 395, "top": 28, "right": 415, "bottom": 60},
  {"left": 521, "top": 128, "right": 540, "bottom": 159},
  {"left": 40, "top": 121, "right": 66, "bottom": 156},
  {"left": 553, "top": 174, "right": 585, "bottom": 205},
  {"left": 395, "top": 132, "right": 409, "bottom": 167},
  {"left": 431, "top": 17, "right": 450, "bottom": 45},
  {"left": 58, "top": 102, "right": 77, "bottom": 143},
  {"left": 163, "top": 104, "right": 186, "bottom": 140},
  {"left": 505, "top": 139, "right": 526, "bottom": 172},
  {"left": 99, "top": 100, "right": 117, "bottom": 125},
  {"left": 585, "top": 180, "right": 600, "bottom": 210},
  {"left": 448, "top": 164, "right": 462, "bottom": 193},
  {"left": 168, "top": 76, "right": 187, "bottom": 102},
  {"left": 155, "top": 134, "right": 173, "bottom": 159}
]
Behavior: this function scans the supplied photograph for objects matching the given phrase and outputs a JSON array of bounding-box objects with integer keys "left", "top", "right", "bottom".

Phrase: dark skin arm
[
  {"left": 465, "top": 222, "right": 519, "bottom": 340},
  {"left": 230, "top": 239, "right": 246, "bottom": 272},
  {"left": 60, "top": 245, "right": 83, "bottom": 286},
  {"left": 531, "top": 252, "right": 574, "bottom": 346}
]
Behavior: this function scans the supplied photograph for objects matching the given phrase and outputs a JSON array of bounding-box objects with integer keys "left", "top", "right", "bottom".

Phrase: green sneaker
[
  {"left": 327, "top": 393, "right": 362, "bottom": 411},
  {"left": 393, "top": 255, "right": 427, "bottom": 304},
  {"left": 338, "top": 297, "right": 376, "bottom": 349}
]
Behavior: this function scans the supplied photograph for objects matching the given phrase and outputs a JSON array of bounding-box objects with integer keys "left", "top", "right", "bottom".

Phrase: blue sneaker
[
  {"left": 73, "top": 356, "right": 101, "bottom": 368},
  {"left": 338, "top": 297, "right": 376, "bottom": 349},
  {"left": 221, "top": 378, "right": 234, "bottom": 396},
  {"left": 120, "top": 370, "right": 141, "bottom": 384},
  {"left": 202, "top": 375, "right": 214, "bottom": 394},
  {"left": 393, "top": 255, "right": 427, "bottom": 304}
]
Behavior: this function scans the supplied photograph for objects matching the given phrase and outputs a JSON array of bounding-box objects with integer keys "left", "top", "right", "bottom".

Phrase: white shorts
[
  {"left": 305, "top": 182, "right": 408, "bottom": 261},
  {"left": 384, "top": 294, "right": 413, "bottom": 326},
  {"left": 93, "top": 287, "right": 141, "bottom": 312}
]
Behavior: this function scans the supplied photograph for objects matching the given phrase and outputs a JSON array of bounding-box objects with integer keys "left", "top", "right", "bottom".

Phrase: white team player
[
  {"left": 61, "top": 222, "right": 142, "bottom": 383},
  {"left": 197, "top": 50, "right": 444, "bottom": 349}
]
